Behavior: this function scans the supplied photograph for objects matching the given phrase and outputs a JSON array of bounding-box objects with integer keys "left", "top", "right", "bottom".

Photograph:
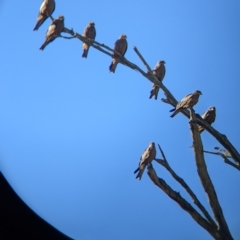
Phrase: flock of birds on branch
[{"left": 34, "top": 0, "right": 217, "bottom": 180}]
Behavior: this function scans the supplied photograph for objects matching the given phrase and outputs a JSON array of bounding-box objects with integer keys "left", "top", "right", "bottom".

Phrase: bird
[
  {"left": 109, "top": 34, "right": 128, "bottom": 73},
  {"left": 198, "top": 106, "right": 216, "bottom": 133},
  {"left": 149, "top": 60, "right": 166, "bottom": 100},
  {"left": 82, "top": 22, "right": 96, "bottom": 58},
  {"left": 214, "top": 147, "right": 232, "bottom": 158},
  {"left": 170, "top": 90, "right": 202, "bottom": 118},
  {"left": 39, "top": 15, "right": 64, "bottom": 51},
  {"left": 33, "top": 0, "right": 55, "bottom": 31},
  {"left": 134, "top": 142, "right": 156, "bottom": 180}
]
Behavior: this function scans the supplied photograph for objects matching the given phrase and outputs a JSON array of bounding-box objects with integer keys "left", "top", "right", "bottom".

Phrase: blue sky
[{"left": 0, "top": 1, "right": 240, "bottom": 239}]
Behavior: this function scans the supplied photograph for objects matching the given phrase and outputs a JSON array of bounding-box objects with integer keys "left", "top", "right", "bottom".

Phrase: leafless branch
[
  {"left": 154, "top": 144, "right": 217, "bottom": 227},
  {"left": 147, "top": 164, "right": 223, "bottom": 240},
  {"left": 60, "top": 35, "right": 76, "bottom": 39},
  {"left": 62, "top": 21, "right": 240, "bottom": 166},
  {"left": 39, "top": 13, "right": 238, "bottom": 240},
  {"left": 202, "top": 149, "right": 240, "bottom": 171},
  {"left": 189, "top": 109, "right": 233, "bottom": 240}
]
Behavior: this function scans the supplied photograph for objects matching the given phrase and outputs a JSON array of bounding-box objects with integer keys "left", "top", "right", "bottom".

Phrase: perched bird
[
  {"left": 198, "top": 106, "right": 216, "bottom": 133},
  {"left": 39, "top": 15, "right": 64, "bottom": 51},
  {"left": 214, "top": 147, "right": 232, "bottom": 158},
  {"left": 109, "top": 34, "right": 128, "bottom": 73},
  {"left": 134, "top": 142, "right": 156, "bottom": 180},
  {"left": 82, "top": 22, "right": 96, "bottom": 58},
  {"left": 33, "top": 0, "right": 55, "bottom": 31},
  {"left": 170, "top": 90, "right": 202, "bottom": 118},
  {"left": 149, "top": 60, "right": 166, "bottom": 100}
]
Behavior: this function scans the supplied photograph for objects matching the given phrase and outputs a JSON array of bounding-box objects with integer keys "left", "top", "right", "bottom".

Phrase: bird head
[
  {"left": 58, "top": 15, "right": 64, "bottom": 21},
  {"left": 209, "top": 106, "right": 215, "bottom": 111},
  {"left": 120, "top": 34, "right": 127, "bottom": 39},
  {"left": 195, "top": 90, "right": 202, "bottom": 95},
  {"left": 149, "top": 142, "right": 155, "bottom": 147},
  {"left": 159, "top": 60, "right": 166, "bottom": 64},
  {"left": 89, "top": 22, "right": 95, "bottom": 26}
]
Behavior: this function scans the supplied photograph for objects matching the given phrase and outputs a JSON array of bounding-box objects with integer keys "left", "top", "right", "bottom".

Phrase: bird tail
[
  {"left": 135, "top": 169, "right": 144, "bottom": 180},
  {"left": 82, "top": 49, "right": 89, "bottom": 58},
  {"left": 109, "top": 59, "right": 117, "bottom": 73},
  {"left": 39, "top": 41, "right": 47, "bottom": 51},
  {"left": 134, "top": 167, "right": 144, "bottom": 180},
  {"left": 82, "top": 43, "right": 89, "bottom": 58},
  {"left": 149, "top": 85, "right": 159, "bottom": 100},
  {"left": 33, "top": 16, "right": 45, "bottom": 31},
  {"left": 170, "top": 109, "right": 180, "bottom": 118},
  {"left": 133, "top": 167, "right": 139, "bottom": 174}
]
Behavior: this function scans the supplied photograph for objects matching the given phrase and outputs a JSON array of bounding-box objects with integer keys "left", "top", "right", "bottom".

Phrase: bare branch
[
  {"left": 194, "top": 118, "right": 240, "bottom": 166},
  {"left": 60, "top": 35, "right": 76, "bottom": 39},
  {"left": 202, "top": 149, "right": 240, "bottom": 171},
  {"left": 133, "top": 46, "right": 152, "bottom": 72},
  {"left": 61, "top": 26, "right": 240, "bottom": 166},
  {"left": 147, "top": 164, "right": 223, "bottom": 240},
  {"left": 155, "top": 144, "right": 217, "bottom": 227},
  {"left": 189, "top": 110, "right": 233, "bottom": 240}
]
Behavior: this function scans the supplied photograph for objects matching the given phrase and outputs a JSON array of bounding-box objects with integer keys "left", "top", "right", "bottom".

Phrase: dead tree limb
[
  {"left": 189, "top": 109, "right": 233, "bottom": 240},
  {"left": 62, "top": 24, "right": 240, "bottom": 168},
  {"left": 147, "top": 164, "right": 224, "bottom": 240},
  {"left": 154, "top": 144, "right": 217, "bottom": 227},
  {"left": 203, "top": 149, "right": 240, "bottom": 171}
]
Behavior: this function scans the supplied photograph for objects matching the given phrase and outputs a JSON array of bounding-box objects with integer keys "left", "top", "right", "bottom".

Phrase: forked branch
[{"left": 189, "top": 110, "right": 233, "bottom": 240}]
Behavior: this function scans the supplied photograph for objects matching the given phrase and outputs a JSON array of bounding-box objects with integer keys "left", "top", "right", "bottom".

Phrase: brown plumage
[
  {"left": 39, "top": 15, "right": 64, "bottom": 51},
  {"left": 33, "top": 0, "right": 55, "bottom": 31},
  {"left": 109, "top": 34, "right": 128, "bottom": 73},
  {"left": 82, "top": 22, "right": 96, "bottom": 58},
  {"left": 198, "top": 106, "right": 216, "bottom": 133},
  {"left": 149, "top": 60, "right": 166, "bottom": 100},
  {"left": 170, "top": 90, "right": 202, "bottom": 118},
  {"left": 214, "top": 147, "right": 232, "bottom": 158},
  {"left": 134, "top": 142, "right": 156, "bottom": 180}
]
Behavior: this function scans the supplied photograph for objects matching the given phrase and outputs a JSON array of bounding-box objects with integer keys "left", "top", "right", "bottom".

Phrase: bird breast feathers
[
  {"left": 40, "top": 1, "right": 47, "bottom": 14},
  {"left": 176, "top": 94, "right": 192, "bottom": 108},
  {"left": 47, "top": 24, "right": 56, "bottom": 35},
  {"left": 115, "top": 39, "right": 127, "bottom": 53},
  {"left": 204, "top": 110, "right": 216, "bottom": 123}
]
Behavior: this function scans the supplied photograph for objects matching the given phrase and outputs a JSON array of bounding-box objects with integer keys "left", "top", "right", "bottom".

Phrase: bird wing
[
  {"left": 39, "top": 0, "right": 47, "bottom": 15},
  {"left": 88, "top": 26, "right": 96, "bottom": 40},
  {"left": 154, "top": 64, "right": 166, "bottom": 81},
  {"left": 202, "top": 109, "right": 216, "bottom": 124},
  {"left": 114, "top": 39, "right": 127, "bottom": 57},
  {"left": 176, "top": 93, "right": 192, "bottom": 109},
  {"left": 46, "top": 23, "right": 57, "bottom": 37}
]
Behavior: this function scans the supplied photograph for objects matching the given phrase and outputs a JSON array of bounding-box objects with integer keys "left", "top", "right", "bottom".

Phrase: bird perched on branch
[
  {"left": 198, "top": 106, "right": 216, "bottom": 133},
  {"left": 149, "top": 60, "right": 166, "bottom": 100},
  {"left": 170, "top": 90, "right": 202, "bottom": 118},
  {"left": 39, "top": 15, "right": 64, "bottom": 51},
  {"left": 109, "top": 34, "right": 128, "bottom": 73},
  {"left": 134, "top": 142, "right": 156, "bottom": 180},
  {"left": 33, "top": 0, "right": 55, "bottom": 31},
  {"left": 82, "top": 22, "right": 96, "bottom": 58},
  {"left": 214, "top": 147, "right": 232, "bottom": 158}
]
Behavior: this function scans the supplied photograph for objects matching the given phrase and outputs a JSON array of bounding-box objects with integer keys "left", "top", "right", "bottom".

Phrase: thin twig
[
  {"left": 60, "top": 35, "right": 76, "bottom": 39},
  {"left": 147, "top": 164, "right": 223, "bottom": 240},
  {"left": 203, "top": 150, "right": 240, "bottom": 171},
  {"left": 154, "top": 144, "right": 217, "bottom": 227}
]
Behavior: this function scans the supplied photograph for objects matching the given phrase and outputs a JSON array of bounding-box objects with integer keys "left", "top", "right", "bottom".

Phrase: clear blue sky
[{"left": 1, "top": 1, "right": 240, "bottom": 239}]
